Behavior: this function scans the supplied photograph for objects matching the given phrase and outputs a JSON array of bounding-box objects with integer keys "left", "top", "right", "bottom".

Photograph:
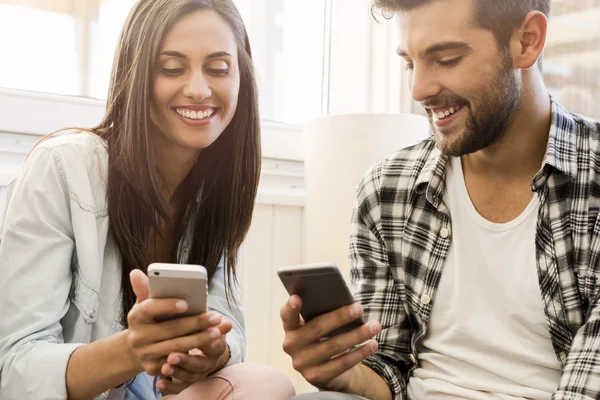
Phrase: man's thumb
[{"left": 130, "top": 269, "right": 150, "bottom": 304}]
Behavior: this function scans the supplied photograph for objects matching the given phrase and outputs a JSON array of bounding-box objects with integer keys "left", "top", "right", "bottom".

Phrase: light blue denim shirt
[{"left": 0, "top": 132, "right": 246, "bottom": 400}]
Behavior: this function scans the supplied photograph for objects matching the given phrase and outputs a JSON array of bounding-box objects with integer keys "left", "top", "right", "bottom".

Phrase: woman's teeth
[{"left": 176, "top": 108, "right": 215, "bottom": 120}]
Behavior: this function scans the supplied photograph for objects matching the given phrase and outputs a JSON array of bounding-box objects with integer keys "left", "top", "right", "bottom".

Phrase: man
[{"left": 280, "top": 0, "right": 600, "bottom": 399}]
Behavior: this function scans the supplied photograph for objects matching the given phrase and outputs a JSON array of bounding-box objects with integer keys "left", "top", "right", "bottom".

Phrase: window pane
[
  {"left": 236, "top": 0, "right": 327, "bottom": 124},
  {"left": 88, "top": 0, "right": 138, "bottom": 99},
  {"left": 0, "top": 0, "right": 328, "bottom": 125},
  {"left": 544, "top": 1, "right": 600, "bottom": 120},
  {"left": 0, "top": 4, "right": 80, "bottom": 96}
]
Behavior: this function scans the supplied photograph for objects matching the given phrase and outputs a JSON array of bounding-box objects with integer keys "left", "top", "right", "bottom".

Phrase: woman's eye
[
  {"left": 208, "top": 69, "right": 229, "bottom": 76},
  {"left": 161, "top": 68, "right": 185, "bottom": 76}
]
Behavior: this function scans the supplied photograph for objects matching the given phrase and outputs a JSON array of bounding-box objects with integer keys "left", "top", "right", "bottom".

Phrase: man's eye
[{"left": 438, "top": 57, "right": 462, "bottom": 67}]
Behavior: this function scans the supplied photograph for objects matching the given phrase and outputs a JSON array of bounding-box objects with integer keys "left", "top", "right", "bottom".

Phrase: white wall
[{"left": 240, "top": 203, "right": 308, "bottom": 391}]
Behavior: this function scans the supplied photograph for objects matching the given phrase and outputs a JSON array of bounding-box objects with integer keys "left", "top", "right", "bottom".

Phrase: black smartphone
[{"left": 278, "top": 262, "right": 366, "bottom": 337}]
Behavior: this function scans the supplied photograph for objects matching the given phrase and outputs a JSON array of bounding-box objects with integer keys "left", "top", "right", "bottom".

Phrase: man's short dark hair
[{"left": 374, "top": 0, "right": 551, "bottom": 69}]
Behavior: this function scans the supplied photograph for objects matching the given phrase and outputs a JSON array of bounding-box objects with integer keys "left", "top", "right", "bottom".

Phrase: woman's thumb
[{"left": 130, "top": 269, "right": 150, "bottom": 304}]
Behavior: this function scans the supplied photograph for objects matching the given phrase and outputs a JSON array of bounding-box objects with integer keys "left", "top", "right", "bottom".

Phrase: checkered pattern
[{"left": 349, "top": 99, "right": 600, "bottom": 399}]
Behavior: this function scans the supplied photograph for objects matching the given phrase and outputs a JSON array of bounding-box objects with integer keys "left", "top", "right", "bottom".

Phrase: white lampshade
[{"left": 303, "top": 113, "right": 430, "bottom": 279}]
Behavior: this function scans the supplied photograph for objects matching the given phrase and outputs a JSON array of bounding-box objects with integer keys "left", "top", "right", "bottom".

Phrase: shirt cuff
[
  {"left": 361, "top": 352, "right": 407, "bottom": 400},
  {"left": 224, "top": 333, "right": 244, "bottom": 367},
  {"left": 552, "top": 392, "right": 597, "bottom": 400}
]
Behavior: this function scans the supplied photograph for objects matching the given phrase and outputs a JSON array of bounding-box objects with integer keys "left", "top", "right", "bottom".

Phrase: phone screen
[{"left": 279, "top": 265, "right": 365, "bottom": 336}]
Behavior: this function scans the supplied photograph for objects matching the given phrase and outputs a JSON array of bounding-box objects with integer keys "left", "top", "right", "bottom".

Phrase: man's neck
[{"left": 461, "top": 71, "right": 552, "bottom": 182}]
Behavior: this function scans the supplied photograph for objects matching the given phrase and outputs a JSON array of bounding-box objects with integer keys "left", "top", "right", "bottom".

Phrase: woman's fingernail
[
  {"left": 172, "top": 357, "right": 181, "bottom": 365},
  {"left": 209, "top": 328, "right": 220, "bottom": 339},
  {"left": 157, "top": 381, "right": 166, "bottom": 391},
  {"left": 176, "top": 301, "right": 188, "bottom": 311},
  {"left": 208, "top": 313, "right": 221, "bottom": 325},
  {"left": 189, "top": 348, "right": 202, "bottom": 356},
  {"left": 166, "top": 366, "right": 174, "bottom": 375}
]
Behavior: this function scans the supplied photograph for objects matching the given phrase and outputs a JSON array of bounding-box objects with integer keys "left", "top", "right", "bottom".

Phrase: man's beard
[{"left": 427, "top": 51, "right": 521, "bottom": 157}]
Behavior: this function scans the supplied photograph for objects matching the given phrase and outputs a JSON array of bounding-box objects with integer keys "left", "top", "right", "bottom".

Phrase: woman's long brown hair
[{"left": 94, "top": 0, "right": 260, "bottom": 326}]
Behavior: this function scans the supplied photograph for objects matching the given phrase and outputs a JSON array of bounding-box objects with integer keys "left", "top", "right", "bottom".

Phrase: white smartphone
[
  {"left": 148, "top": 263, "right": 208, "bottom": 322},
  {"left": 278, "top": 262, "right": 366, "bottom": 337}
]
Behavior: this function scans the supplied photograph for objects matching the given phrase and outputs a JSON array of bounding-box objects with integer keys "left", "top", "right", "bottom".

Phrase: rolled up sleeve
[{"left": 350, "top": 163, "right": 411, "bottom": 399}]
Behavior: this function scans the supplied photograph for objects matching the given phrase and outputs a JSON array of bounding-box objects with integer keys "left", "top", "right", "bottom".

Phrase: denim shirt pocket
[{"left": 69, "top": 265, "right": 100, "bottom": 341}]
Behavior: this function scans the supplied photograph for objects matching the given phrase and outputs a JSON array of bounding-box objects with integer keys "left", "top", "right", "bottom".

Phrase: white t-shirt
[{"left": 407, "top": 156, "right": 562, "bottom": 399}]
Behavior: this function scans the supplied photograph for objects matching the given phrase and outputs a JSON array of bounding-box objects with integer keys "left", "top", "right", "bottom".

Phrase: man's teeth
[
  {"left": 433, "top": 106, "right": 461, "bottom": 120},
  {"left": 176, "top": 108, "right": 215, "bottom": 120}
]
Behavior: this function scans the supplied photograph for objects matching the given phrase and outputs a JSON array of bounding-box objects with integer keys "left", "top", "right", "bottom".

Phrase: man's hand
[{"left": 280, "top": 295, "right": 381, "bottom": 392}]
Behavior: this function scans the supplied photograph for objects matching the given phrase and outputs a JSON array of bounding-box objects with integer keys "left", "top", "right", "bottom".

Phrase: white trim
[
  {"left": 321, "top": 0, "right": 333, "bottom": 115},
  {"left": 0, "top": 87, "right": 105, "bottom": 136},
  {"left": 0, "top": 87, "right": 103, "bottom": 106},
  {"left": 256, "top": 187, "right": 305, "bottom": 207},
  {"left": 260, "top": 121, "right": 304, "bottom": 161}
]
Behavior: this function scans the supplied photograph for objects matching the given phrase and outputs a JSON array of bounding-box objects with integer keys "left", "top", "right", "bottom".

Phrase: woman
[{"left": 0, "top": 0, "right": 295, "bottom": 399}]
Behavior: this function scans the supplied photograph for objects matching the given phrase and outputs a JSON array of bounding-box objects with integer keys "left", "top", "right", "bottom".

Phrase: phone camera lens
[{"left": 154, "top": 271, "right": 160, "bottom": 276}]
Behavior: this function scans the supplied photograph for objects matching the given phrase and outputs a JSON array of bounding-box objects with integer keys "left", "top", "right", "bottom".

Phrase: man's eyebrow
[{"left": 397, "top": 41, "right": 473, "bottom": 59}]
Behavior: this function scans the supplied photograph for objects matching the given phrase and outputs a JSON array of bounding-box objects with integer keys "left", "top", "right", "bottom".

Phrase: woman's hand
[
  {"left": 155, "top": 336, "right": 231, "bottom": 394},
  {"left": 126, "top": 270, "right": 232, "bottom": 394}
]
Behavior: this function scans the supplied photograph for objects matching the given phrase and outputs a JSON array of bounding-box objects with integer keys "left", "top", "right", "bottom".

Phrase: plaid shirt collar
[{"left": 414, "top": 97, "right": 579, "bottom": 207}]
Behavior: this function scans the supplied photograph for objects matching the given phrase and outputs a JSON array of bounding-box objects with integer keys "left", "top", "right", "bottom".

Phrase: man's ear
[{"left": 511, "top": 11, "right": 548, "bottom": 70}]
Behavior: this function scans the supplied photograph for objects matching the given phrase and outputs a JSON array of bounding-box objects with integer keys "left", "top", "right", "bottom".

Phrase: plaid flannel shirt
[{"left": 350, "top": 98, "right": 600, "bottom": 400}]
